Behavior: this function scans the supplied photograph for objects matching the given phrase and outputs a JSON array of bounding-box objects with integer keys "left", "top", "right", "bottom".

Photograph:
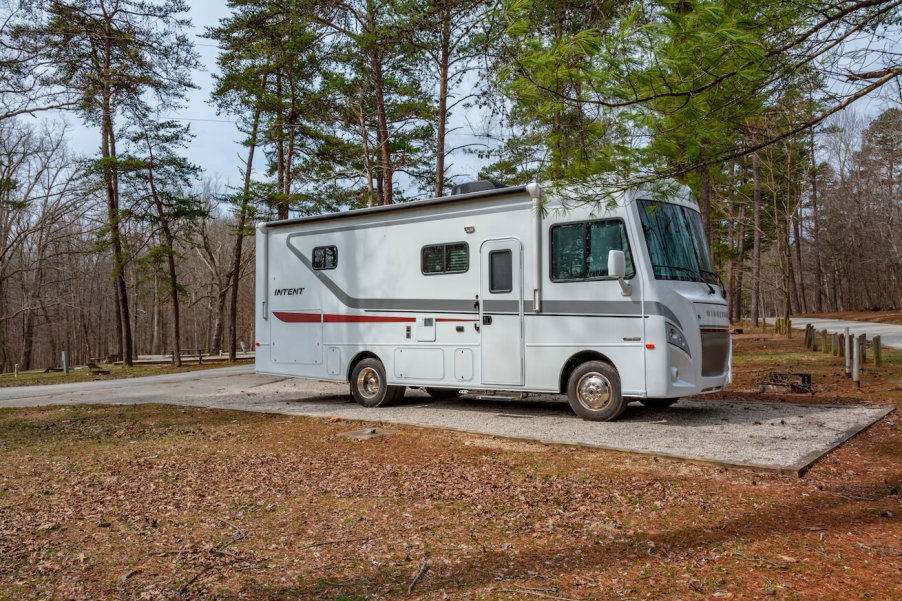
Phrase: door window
[{"left": 489, "top": 249, "right": 513, "bottom": 293}]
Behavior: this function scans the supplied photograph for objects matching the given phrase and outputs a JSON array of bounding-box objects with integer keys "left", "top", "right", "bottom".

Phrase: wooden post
[
  {"left": 844, "top": 328, "right": 852, "bottom": 377},
  {"left": 199, "top": 352, "right": 203, "bottom": 365},
  {"left": 873, "top": 336, "right": 882, "bottom": 367},
  {"left": 821, "top": 330, "right": 829, "bottom": 353},
  {"left": 838, "top": 333, "right": 845, "bottom": 357},
  {"left": 805, "top": 325, "right": 813, "bottom": 349},
  {"left": 832, "top": 332, "right": 839, "bottom": 356},
  {"left": 14, "top": 364, "right": 18, "bottom": 378},
  {"left": 786, "top": 318, "right": 792, "bottom": 338},
  {"left": 852, "top": 337, "right": 861, "bottom": 388},
  {"left": 859, "top": 334, "right": 867, "bottom": 363}
]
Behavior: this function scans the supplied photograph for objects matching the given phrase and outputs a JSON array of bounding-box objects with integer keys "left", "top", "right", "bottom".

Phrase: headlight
[{"left": 667, "top": 324, "right": 691, "bottom": 356}]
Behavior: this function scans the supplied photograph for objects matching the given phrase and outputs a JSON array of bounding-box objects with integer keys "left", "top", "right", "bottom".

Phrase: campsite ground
[
  {"left": 1, "top": 330, "right": 899, "bottom": 600},
  {"left": 0, "top": 360, "right": 253, "bottom": 388}
]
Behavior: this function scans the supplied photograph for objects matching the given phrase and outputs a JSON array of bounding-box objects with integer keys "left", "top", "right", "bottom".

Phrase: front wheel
[
  {"left": 566, "top": 361, "right": 624, "bottom": 421},
  {"left": 349, "top": 358, "right": 404, "bottom": 408}
]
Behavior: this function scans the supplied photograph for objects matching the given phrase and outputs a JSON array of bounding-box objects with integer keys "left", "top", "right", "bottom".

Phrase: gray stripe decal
[
  {"left": 285, "top": 237, "right": 681, "bottom": 328},
  {"left": 483, "top": 300, "right": 521, "bottom": 313}
]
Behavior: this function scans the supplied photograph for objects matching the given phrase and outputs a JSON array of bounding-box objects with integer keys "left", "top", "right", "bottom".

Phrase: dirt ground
[
  {"left": 714, "top": 329, "right": 902, "bottom": 407},
  {"left": 1, "top": 332, "right": 900, "bottom": 600}
]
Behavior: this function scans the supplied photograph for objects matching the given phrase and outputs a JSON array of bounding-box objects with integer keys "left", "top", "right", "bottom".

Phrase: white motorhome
[{"left": 255, "top": 181, "right": 730, "bottom": 421}]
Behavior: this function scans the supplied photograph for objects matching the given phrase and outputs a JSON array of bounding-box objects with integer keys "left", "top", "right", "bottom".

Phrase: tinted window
[
  {"left": 489, "top": 250, "right": 513, "bottom": 293},
  {"left": 550, "top": 220, "right": 634, "bottom": 281},
  {"left": 422, "top": 242, "right": 468, "bottom": 274},
  {"left": 312, "top": 246, "right": 337, "bottom": 270}
]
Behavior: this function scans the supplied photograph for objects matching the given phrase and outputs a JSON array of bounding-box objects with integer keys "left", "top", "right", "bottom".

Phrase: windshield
[{"left": 638, "top": 200, "right": 717, "bottom": 285}]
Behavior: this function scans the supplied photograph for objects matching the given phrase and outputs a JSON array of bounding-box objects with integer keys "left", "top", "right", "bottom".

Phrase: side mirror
[{"left": 607, "top": 250, "right": 632, "bottom": 296}]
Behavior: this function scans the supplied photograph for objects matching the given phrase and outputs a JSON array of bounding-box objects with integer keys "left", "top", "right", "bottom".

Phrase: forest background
[{"left": 1, "top": 0, "right": 899, "bottom": 371}]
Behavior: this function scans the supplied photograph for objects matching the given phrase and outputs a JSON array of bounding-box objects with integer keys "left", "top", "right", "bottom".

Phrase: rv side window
[
  {"left": 312, "top": 246, "right": 338, "bottom": 270},
  {"left": 550, "top": 220, "right": 634, "bottom": 281},
  {"left": 489, "top": 250, "right": 513, "bottom": 293},
  {"left": 421, "top": 242, "right": 469, "bottom": 275}
]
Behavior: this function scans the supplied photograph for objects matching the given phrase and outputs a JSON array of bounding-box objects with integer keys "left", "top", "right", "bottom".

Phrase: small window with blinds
[
  {"left": 312, "top": 245, "right": 338, "bottom": 270},
  {"left": 421, "top": 242, "right": 469, "bottom": 275}
]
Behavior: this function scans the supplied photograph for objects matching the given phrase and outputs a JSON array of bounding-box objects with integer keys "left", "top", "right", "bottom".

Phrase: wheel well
[
  {"left": 558, "top": 351, "right": 615, "bottom": 394},
  {"left": 346, "top": 351, "right": 381, "bottom": 382}
]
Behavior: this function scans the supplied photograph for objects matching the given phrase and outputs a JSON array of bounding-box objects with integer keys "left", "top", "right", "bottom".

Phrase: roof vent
[{"left": 450, "top": 180, "right": 506, "bottom": 196}]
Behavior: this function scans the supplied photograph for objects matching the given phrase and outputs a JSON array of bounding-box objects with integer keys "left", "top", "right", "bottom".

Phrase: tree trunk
[
  {"left": 750, "top": 151, "right": 762, "bottom": 327},
  {"left": 792, "top": 196, "right": 807, "bottom": 313},
  {"left": 229, "top": 106, "right": 262, "bottom": 362},
  {"left": 810, "top": 129, "right": 823, "bottom": 312},
  {"left": 100, "top": 27, "right": 132, "bottom": 366},
  {"left": 724, "top": 161, "right": 736, "bottom": 320},
  {"left": 211, "top": 285, "right": 227, "bottom": 354},
  {"left": 275, "top": 73, "right": 287, "bottom": 219},
  {"left": 20, "top": 308, "right": 34, "bottom": 370},
  {"left": 101, "top": 99, "right": 133, "bottom": 366},
  {"left": 366, "top": 3, "right": 393, "bottom": 206},
  {"left": 151, "top": 272, "right": 161, "bottom": 355},
  {"left": 356, "top": 92, "right": 377, "bottom": 207},
  {"left": 734, "top": 203, "right": 746, "bottom": 322},
  {"left": 146, "top": 157, "right": 182, "bottom": 367},
  {"left": 434, "top": 6, "right": 451, "bottom": 198},
  {"left": 697, "top": 145, "right": 712, "bottom": 253}
]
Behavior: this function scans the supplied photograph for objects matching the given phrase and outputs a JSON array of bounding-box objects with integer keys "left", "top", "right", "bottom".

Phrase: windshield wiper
[
  {"left": 656, "top": 264, "right": 716, "bottom": 294},
  {"left": 697, "top": 268, "right": 722, "bottom": 295}
]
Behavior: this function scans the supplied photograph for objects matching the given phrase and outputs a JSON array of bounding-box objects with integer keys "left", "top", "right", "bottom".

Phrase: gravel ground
[{"left": 0, "top": 365, "right": 890, "bottom": 475}]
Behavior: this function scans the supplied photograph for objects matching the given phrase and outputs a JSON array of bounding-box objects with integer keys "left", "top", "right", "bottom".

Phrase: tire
[
  {"left": 349, "top": 358, "right": 403, "bottom": 408},
  {"left": 639, "top": 398, "right": 678, "bottom": 409},
  {"left": 566, "top": 361, "right": 624, "bottom": 421},
  {"left": 424, "top": 387, "right": 461, "bottom": 400}
]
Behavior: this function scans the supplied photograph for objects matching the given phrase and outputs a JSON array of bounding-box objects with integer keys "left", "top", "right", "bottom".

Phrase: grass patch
[{"left": 0, "top": 359, "right": 252, "bottom": 388}]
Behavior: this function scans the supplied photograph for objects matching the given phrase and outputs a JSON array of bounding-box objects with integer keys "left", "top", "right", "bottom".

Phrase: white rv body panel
[{"left": 255, "top": 184, "right": 730, "bottom": 401}]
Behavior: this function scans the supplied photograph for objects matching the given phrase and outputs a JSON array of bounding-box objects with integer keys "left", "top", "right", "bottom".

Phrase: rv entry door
[{"left": 479, "top": 238, "right": 524, "bottom": 386}]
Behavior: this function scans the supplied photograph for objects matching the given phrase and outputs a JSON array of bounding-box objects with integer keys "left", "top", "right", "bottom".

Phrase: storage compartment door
[{"left": 270, "top": 309, "right": 323, "bottom": 365}]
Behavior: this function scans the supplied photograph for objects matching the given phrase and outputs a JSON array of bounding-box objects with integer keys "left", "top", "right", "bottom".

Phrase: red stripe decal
[
  {"left": 273, "top": 311, "right": 321, "bottom": 323},
  {"left": 325, "top": 314, "right": 415, "bottom": 323},
  {"left": 272, "top": 311, "right": 415, "bottom": 324},
  {"left": 435, "top": 318, "right": 478, "bottom": 322}
]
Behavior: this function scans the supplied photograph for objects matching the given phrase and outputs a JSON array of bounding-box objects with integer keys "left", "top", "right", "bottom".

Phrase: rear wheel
[
  {"left": 349, "top": 358, "right": 403, "bottom": 408},
  {"left": 639, "top": 398, "right": 678, "bottom": 409},
  {"left": 566, "top": 361, "right": 624, "bottom": 421},
  {"left": 424, "top": 387, "right": 461, "bottom": 400}
]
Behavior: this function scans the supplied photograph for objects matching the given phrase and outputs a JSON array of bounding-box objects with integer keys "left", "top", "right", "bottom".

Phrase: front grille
[{"left": 700, "top": 329, "right": 730, "bottom": 377}]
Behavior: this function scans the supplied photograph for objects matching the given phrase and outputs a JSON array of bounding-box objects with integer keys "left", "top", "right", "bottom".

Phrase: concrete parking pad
[{"left": 0, "top": 365, "right": 891, "bottom": 475}]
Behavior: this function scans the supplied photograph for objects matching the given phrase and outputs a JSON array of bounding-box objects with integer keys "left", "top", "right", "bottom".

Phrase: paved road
[
  {"left": 790, "top": 317, "right": 902, "bottom": 349},
  {"left": 0, "top": 365, "right": 890, "bottom": 475}
]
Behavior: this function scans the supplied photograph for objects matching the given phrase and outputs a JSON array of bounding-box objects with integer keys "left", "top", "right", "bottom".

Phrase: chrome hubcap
[
  {"left": 357, "top": 367, "right": 381, "bottom": 400},
  {"left": 577, "top": 372, "right": 612, "bottom": 410}
]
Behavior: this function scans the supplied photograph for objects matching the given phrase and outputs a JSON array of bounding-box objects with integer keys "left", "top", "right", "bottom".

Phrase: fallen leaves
[{"left": 0, "top": 401, "right": 900, "bottom": 601}]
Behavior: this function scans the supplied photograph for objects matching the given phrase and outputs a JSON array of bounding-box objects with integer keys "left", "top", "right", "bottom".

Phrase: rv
[{"left": 255, "top": 181, "right": 730, "bottom": 421}]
